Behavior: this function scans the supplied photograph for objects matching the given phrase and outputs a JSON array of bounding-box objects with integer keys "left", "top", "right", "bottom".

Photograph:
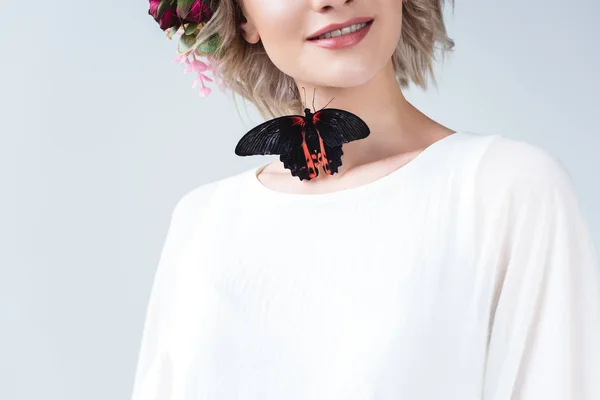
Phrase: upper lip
[{"left": 307, "top": 17, "right": 373, "bottom": 40}]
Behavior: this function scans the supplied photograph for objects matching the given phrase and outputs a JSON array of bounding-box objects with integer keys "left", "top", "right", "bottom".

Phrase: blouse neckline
[{"left": 244, "top": 130, "right": 464, "bottom": 204}]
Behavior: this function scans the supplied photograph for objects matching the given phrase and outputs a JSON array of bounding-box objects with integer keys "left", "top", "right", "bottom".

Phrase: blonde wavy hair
[{"left": 196, "top": 0, "right": 456, "bottom": 120}]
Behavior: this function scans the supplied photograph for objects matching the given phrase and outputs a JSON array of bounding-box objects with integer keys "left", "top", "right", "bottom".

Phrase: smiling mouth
[{"left": 307, "top": 20, "right": 374, "bottom": 41}]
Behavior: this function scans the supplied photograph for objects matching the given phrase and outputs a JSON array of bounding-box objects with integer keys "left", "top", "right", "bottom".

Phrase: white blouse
[{"left": 130, "top": 131, "right": 600, "bottom": 400}]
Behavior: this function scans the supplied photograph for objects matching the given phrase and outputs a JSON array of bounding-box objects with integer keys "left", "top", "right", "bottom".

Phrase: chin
[{"left": 321, "top": 66, "right": 379, "bottom": 87}]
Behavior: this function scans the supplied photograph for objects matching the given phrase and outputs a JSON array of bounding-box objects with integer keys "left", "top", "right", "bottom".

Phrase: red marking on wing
[
  {"left": 291, "top": 116, "right": 305, "bottom": 127},
  {"left": 314, "top": 126, "right": 332, "bottom": 175},
  {"left": 313, "top": 111, "right": 321, "bottom": 124},
  {"left": 301, "top": 130, "right": 318, "bottom": 179}
]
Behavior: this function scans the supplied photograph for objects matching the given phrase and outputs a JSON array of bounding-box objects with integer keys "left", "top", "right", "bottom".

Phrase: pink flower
[
  {"left": 184, "top": 59, "right": 213, "bottom": 96},
  {"left": 174, "top": 53, "right": 189, "bottom": 64},
  {"left": 204, "top": 54, "right": 227, "bottom": 92},
  {"left": 172, "top": 50, "right": 226, "bottom": 97},
  {"left": 152, "top": 1, "right": 224, "bottom": 98},
  {"left": 183, "top": 58, "right": 208, "bottom": 74},
  {"left": 193, "top": 75, "right": 212, "bottom": 97}
]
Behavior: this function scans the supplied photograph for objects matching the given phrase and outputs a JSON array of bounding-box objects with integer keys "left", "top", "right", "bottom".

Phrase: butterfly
[{"left": 234, "top": 87, "right": 371, "bottom": 181}]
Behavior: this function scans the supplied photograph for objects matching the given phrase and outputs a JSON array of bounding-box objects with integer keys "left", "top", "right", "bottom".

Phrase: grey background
[{"left": 1, "top": 0, "right": 598, "bottom": 399}]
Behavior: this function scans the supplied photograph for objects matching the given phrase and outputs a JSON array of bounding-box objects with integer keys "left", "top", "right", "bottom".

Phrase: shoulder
[
  {"left": 473, "top": 134, "right": 575, "bottom": 199},
  {"left": 469, "top": 133, "right": 584, "bottom": 258},
  {"left": 171, "top": 166, "right": 256, "bottom": 218},
  {"left": 173, "top": 180, "right": 219, "bottom": 218}
]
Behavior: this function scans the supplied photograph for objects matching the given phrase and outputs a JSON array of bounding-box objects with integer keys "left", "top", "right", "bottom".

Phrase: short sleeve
[
  {"left": 130, "top": 182, "right": 218, "bottom": 400},
  {"left": 478, "top": 137, "right": 600, "bottom": 399}
]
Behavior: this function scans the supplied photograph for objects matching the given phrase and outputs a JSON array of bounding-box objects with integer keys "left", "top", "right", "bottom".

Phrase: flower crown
[{"left": 149, "top": 0, "right": 225, "bottom": 97}]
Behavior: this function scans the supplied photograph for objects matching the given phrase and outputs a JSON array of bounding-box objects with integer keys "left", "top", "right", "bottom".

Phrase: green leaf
[
  {"left": 196, "top": 33, "right": 221, "bottom": 54},
  {"left": 178, "top": 33, "right": 198, "bottom": 53},
  {"left": 184, "top": 23, "right": 199, "bottom": 35},
  {"left": 156, "top": 0, "right": 175, "bottom": 19},
  {"left": 177, "top": 0, "right": 195, "bottom": 15},
  {"left": 167, "top": 24, "right": 181, "bottom": 39}
]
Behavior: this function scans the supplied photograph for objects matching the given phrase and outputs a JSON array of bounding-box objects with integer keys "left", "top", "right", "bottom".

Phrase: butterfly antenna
[
  {"left": 302, "top": 87, "right": 307, "bottom": 109},
  {"left": 319, "top": 97, "right": 335, "bottom": 111},
  {"left": 289, "top": 86, "right": 303, "bottom": 108}
]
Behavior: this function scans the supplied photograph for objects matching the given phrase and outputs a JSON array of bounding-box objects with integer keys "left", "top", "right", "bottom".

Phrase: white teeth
[{"left": 313, "top": 22, "right": 369, "bottom": 40}]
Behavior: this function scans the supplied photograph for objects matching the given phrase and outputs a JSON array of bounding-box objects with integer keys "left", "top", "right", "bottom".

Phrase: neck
[{"left": 287, "top": 58, "right": 453, "bottom": 182}]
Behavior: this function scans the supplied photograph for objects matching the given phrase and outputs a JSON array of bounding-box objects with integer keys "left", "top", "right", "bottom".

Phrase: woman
[{"left": 132, "top": 0, "right": 600, "bottom": 399}]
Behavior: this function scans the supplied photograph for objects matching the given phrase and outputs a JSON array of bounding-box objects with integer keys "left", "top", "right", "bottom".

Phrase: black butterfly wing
[
  {"left": 313, "top": 108, "right": 370, "bottom": 148},
  {"left": 315, "top": 140, "right": 344, "bottom": 176},
  {"left": 280, "top": 145, "right": 317, "bottom": 181},
  {"left": 235, "top": 115, "right": 305, "bottom": 156},
  {"left": 309, "top": 108, "right": 370, "bottom": 177}
]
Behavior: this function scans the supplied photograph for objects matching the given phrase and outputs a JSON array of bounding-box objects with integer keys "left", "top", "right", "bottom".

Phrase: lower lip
[{"left": 307, "top": 21, "right": 373, "bottom": 49}]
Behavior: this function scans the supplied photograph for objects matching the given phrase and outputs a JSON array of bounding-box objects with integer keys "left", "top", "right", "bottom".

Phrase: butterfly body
[
  {"left": 277, "top": 109, "right": 340, "bottom": 180},
  {"left": 235, "top": 103, "right": 370, "bottom": 181}
]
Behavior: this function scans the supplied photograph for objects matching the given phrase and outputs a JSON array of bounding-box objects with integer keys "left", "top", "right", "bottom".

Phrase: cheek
[
  {"left": 253, "top": 0, "right": 297, "bottom": 19},
  {"left": 252, "top": 0, "right": 304, "bottom": 40},
  {"left": 257, "top": 18, "right": 305, "bottom": 73},
  {"left": 249, "top": 1, "right": 304, "bottom": 52}
]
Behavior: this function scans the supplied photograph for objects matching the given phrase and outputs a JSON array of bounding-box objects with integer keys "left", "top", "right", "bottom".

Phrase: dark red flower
[
  {"left": 177, "top": 0, "right": 213, "bottom": 24},
  {"left": 149, "top": 0, "right": 181, "bottom": 31},
  {"left": 159, "top": 7, "right": 180, "bottom": 30},
  {"left": 148, "top": 0, "right": 161, "bottom": 18}
]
